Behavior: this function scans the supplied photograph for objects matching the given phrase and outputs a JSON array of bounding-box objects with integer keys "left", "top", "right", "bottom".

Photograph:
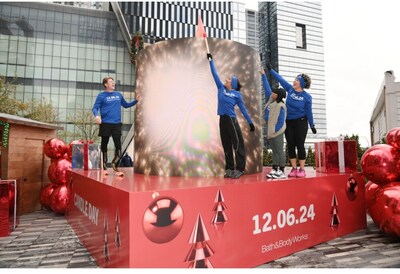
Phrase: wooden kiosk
[{"left": 0, "top": 113, "right": 62, "bottom": 215}]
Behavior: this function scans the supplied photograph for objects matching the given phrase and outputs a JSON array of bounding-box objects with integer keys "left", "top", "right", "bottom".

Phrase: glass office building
[
  {"left": 0, "top": 2, "right": 135, "bottom": 153},
  {"left": 259, "top": 2, "right": 326, "bottom": 149}
]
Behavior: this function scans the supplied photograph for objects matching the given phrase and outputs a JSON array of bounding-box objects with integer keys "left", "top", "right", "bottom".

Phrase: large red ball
[
  {"left": 40, "top": 183, "right": 57, "bottom": 209},
  {"left": 386, "top": 127, "right": 400, "bottom": 149},
  {"left": 365, "top": 181, "right": 380, "bottom": 213},
  {"left": 369, "top": 182, "right": 400, "bottom": 237},
  {"left": 361, "top": 144, "right": 400, "bottom": 186},
  {"left": 47, "top": 158, "right": 72, "bottom": 185},
  {"left": 49, "top": 185, "right": 69, "bottom": 215},
  {"left": 44, "top": 138, "right": 67, "bottom": 159}
]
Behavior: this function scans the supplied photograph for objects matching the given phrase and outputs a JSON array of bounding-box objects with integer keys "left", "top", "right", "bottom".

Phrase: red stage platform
[{"left": 66, "top": 167, "right": 366, "bottom": 268}]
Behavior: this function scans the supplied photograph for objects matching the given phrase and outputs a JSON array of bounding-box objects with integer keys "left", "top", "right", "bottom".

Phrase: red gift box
[
  {"left": 71, "top": 141, "right": 101, "bottom": 170},
  {"left": 314, "top": 139, "right": 358, "bottom": 173},
  {"left": 0, "top": 180, "right": 17, "bottom": 237}
]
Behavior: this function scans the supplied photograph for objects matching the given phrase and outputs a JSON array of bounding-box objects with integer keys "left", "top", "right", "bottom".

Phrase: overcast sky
[{"left": 245, "top": 0, "right": 400, "bottom": 147}]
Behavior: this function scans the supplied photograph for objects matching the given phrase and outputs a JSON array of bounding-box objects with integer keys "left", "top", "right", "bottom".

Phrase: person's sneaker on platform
[
  {"left": 231, "top": 170, "right": 244, "bottom": 179},
  {"left": 288, "top": 167, "right": 297, "bottom": 177},
  {"left": 267, "top": 167, "right": 278, "bottom": 178},
  {"left": 224, "top": 169, "right": 234, "bottom": 178},
  {"left": 272, "top": 169, "right": 286, "bottom": 179},
  {"left": 296, "top": 168, "right": 306, "bottom": 178}
]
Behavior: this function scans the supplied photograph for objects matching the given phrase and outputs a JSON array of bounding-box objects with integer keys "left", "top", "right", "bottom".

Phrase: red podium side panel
[{"left": 66, "top": 169, "right": 366, "bottom": 268}]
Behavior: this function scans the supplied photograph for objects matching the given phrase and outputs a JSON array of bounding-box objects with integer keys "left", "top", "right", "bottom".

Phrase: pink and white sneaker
[
  {"left": 296, "top": 168, "right": 306, "bottom": 178},
  {"left": 288, "top": 168, "right": 297, "bottom": 177}
]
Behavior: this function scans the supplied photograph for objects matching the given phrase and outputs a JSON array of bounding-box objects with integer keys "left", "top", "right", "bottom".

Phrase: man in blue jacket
[{"left": 92, "top": 77, "right": 138, "bottom": 174}]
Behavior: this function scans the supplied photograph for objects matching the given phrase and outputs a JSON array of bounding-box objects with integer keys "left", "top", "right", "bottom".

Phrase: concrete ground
[{"left": 0, "top": 210, "right": 399, "bottom": 269}]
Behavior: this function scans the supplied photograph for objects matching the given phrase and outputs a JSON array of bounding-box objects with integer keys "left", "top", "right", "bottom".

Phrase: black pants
[
  {"left": 219, "top": 115, "right": 246, "bottom": 172},
  {"left": 99, "top": 123, "right": 122, "bottom": 152},
  {"left": 285, "top": 117, "right": 308, "bottom": 160}
]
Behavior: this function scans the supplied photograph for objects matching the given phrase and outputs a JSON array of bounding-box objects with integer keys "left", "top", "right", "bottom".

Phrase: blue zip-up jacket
[
  {"left": 269, "top": 69, "right": 314, "bottom": 127},
  {"left": 92, "top": 91, "right": 138, "bottom": 123},
  {"left": 261, "top": 74, "right": 285, "bottom": 132},
  {"left": 209, "top": 60, "right": 253, "bottom": 125}
]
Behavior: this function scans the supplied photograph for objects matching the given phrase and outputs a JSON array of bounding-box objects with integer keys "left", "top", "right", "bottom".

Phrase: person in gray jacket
[{"left": 260, "top": 68, "right": 287, "bottom": 179}]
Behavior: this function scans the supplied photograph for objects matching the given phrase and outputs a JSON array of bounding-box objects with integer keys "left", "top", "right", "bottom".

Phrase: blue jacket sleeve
[
  {"left": 92, "top": 94, "right": 103, "bottom": 117},
  {"left": 269, "top": 69, "right": 292, "bottom": 91},
  {"left": 209, "top": 60, "right": 224, "bottom": 89},
  {"left": 305, "top": 96, "right": 315, "bottom": 127},
  {"left": 261, "top": 74, "right": 272, "bottom": 99},
  {"left": 118, "top": 92, "right": 138, "bottom": 108},
  {"left": 237, "top": 96, "right": 253, "bottom": 125}
]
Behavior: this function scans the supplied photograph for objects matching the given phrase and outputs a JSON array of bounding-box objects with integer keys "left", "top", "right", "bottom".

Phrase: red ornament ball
[
  {"left": 49, "top": 185, "right": 70, "bottom": 215},
  {"left": 386, "top": 127, "right": 400, "bottom": 149},
  {"left": 44, "top": 138, "right": 67, "bottom": 159},
  {"left": 47, "top": 158, "right": 72, "bottom": 185},
  {"left": 40, "top": 183, "right": 57, "bottom": 209},
  {"left": 365, "top": 181, "right": 380, "bottom": 213},
  {"left": 361, "top": 144, "right": 400, "bottom": 186},
  {"left": 142, "top": 196, "right": 184, "bottom": 244},
  {"left": 368, "top": 182, "right": 400, "bottom": 238}
]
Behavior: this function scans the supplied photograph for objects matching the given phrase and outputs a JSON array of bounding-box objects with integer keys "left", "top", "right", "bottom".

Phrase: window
[{"left": 296, "top": 23, "right": 306, "bottom": 49}]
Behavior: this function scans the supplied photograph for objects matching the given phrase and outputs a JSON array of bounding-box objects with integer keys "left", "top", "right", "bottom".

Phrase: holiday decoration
[
  {"left": 0, "top": 120, "right": 10, "bottom": 148},
  {"left": 360, "top": 144, "right": 400, "bottom": 185},
  {"left": 211, "top": 189, "right": 228, "bottom": 224},
  {"left": 104, "top": 211, "right": 110, "bottom": 262},
  {"left": 142, "top": 196, "right": 184, "bottom": 244},
  {"left": 66, "top": 140, "right": 82, "bottom": 160},
  {"left": 185, "top": 214, "right": 214, "bottom": 268},
  {"left": 71, "top": 141, "right": 100, "bottom": 170},
  {"left": 39, "top": 183, "right": 56, "bottom": 209},
  {"left": 345, "top": 176, "right": 359, "bottom": 201},
  {"left": 44, "top": 138, "right": 67, "bottom": 159},
  {"left": 115, "top": 208, "right": 121, "bottom": 248},
  {"left": 40, "top": 138, "right": 72, "bottom": 215},
  {"left": 47, "top": 158, "right": 72, "bottom": 185},
  {"left": 368, "top": 182, "right": 400, "bottom": 237},
  {"left": 314, "top": 140, "right": 358, "bottom": 173},
  {"left": 0, "top": 180, "right": 17, "bottom": 237},
  {"left": 49, "top": 185, "right": 69, "bottom": 214},
  {"left": 361, "top": 127, "right": 400, "bottom": 238},
  {"left": 365, "top": 181, "right": 380, "bottom": 213},
  {"left": 130, "top": 31, "right": 144, "bottom": 64},
  {"left": 386, "top": 127, "right": 400, "bottom": 149},
  {"left": 330, "top": 193, "right": 340, "bottom": 227}
]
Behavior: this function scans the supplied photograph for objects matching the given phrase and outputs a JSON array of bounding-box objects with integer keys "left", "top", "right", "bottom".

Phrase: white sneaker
[
  {"left": 272, "top": 170, "right": 286, "bottom": 179},
  {"left": 267, "top": 169, "right": 277, "bottom": 178}
]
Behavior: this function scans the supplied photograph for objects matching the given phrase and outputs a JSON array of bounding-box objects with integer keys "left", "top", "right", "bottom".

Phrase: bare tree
[{"left": 0, "top": 75, "right": 27, "bottom": 115}]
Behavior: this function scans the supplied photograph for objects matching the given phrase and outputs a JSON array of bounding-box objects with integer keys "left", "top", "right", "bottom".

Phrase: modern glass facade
[
  {"left": 0, "top": 2, "right": 135, "bottom": 155},
  {"left": 118, "top": 2, "right": 233, "bottom": 43},
  {"left": 245, "top": 9, "right": 259, "bottom": 52},
  {"left": 259, "top": 2, "right": 326, "bottom": 149}
]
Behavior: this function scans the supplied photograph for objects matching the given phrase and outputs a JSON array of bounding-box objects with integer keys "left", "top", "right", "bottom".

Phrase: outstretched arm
[
  {"left": 120, "top": 92, "right": 138, "bottom": 108},
  {"left": 260, "top": 68, "right": 272, "bottom": 99},
  {"left": 267, "top": 65, "right": 292, "bottom": 91},
  {"left": 207, "top": 54, "right": 224, "bottom": 89}
]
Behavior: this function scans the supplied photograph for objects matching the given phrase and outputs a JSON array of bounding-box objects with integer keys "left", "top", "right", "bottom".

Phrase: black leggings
[
  {"left": 219, "top": 115, "right": 246, "bottom": 171},
  {"left": 285, "top": 117, "right": 308, "bottom": 160},
  {"left": 101, "top": 135, "right": 121, "bottom": 152}
]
